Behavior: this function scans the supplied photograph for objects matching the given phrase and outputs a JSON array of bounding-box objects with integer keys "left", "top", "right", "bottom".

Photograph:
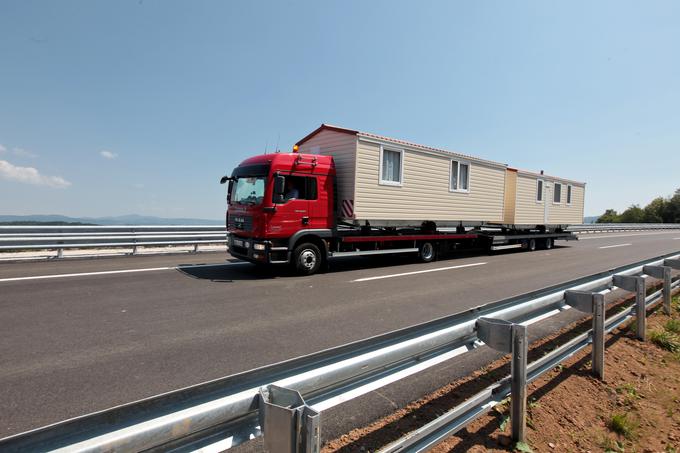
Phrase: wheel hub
[{"left": 300, "top": 250, "right": 317, "bottom": 269}]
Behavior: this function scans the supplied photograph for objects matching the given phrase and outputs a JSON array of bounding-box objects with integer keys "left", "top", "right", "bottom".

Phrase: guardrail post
[
  {"left": 477, "top": 317, "right": 527, "bottom": 443},
  {"left": 664, "top": 259, "right": 680, "bottom": 295},
  {"left": 644, "top": 265, "right": 672, "bottom": 315},
  {"left": 57, "top": 248, "right": 63, "bottom": 259},
  {"left": 565, "top": 290, "right": 606, "bottom": 380},
  {"left": 613, "top": 275, "right": 647, "bottom": 341},
  {"left": 193, "top": 243, "right": 199, "bottom": 253},
  {"left": 132, "top": 245, "right": 138, "bottom": 255},
  {"left": 510, "top": 323, "right": 528, "bottom": 443},
  {"left": 259, "top": 385, "right": 320, "bottom": 453}
]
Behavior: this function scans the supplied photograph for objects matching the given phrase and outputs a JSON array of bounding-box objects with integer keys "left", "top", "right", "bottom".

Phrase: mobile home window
[
  {"left": 380, "top": 147, "right": 403, "bottom": 185},
  {"left": 567, "top": 185, "right": 572, "bottom": 204},
  {"left": 554, "top": 183, "right": 562, "bottom": 203},
  {"left": 536, "top": 180, "right": 544, "bottom": 202},
  {"left": 450, "top": 160, "right": 470, "bottom": 192}
]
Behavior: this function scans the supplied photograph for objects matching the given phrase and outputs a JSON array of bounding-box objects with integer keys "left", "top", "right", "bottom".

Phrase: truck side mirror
[
  {"left": 273, "top": 175, "right": 285, "bottom": 203},
  {"left": 220, "top": 175, "right": 230, "bottom": 184}
]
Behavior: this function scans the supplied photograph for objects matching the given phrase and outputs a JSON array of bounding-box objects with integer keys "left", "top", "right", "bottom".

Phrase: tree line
[{"left": 597, "top": 188, "right": 680, "bottom": 223}]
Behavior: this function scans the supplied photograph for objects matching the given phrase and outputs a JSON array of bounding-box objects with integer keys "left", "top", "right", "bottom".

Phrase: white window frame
[
  {"left": 378, "top": 145, "right": 404, "bottom": 186},
  {"left": 449, "top": 159, "right": 471, "bottom": 193},
  {"left": 553, "top": 182, "right": 562, "bottom": 204},
  {"left": 536, "top": 179, "right": 544, "bottom": 203},
  {"left": 567, "top": 184, "right": 573, "bottom": 205}
]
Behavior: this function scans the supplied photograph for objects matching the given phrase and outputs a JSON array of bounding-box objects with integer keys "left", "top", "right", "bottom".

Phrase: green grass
[
  {"left": 514, "top": 441, "right": 534, "bottom": 453},
  {"left": 608, "top": 412, "right": 639, "bottom": 439},
  {"left": 616, "top": 383, "right": 640, "bottom": 400},
  {"left": 664, "top": 318, "right": 680, "bottom": 334},
  {"left": 649, "top": 329, "right": 680, "bottom": 353},
  {"left": 599, "top": 431, "right": 626, "bottom": 452}
]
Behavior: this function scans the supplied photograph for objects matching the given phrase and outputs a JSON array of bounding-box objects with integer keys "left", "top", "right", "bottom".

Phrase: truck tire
[
  {"left": 418, "top": 242, "right": 436, "bottom": 263},
  {"left": 544, "top": 237, "right": 554, "bottom": 250},
  {"left": 292, "top": 242, "right": 322, "bottom": 275},
  {"left": 526, "top": 238, "right": 536, "bottom": 252}
]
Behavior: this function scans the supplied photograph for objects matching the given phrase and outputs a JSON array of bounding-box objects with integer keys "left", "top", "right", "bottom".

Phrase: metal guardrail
[
  {"left": 0, "top": 225, "right": 228, "bottom": 257},
  {"left": 0, "top": 251, "right": 678, "bottom": 453},
  {"left": 568, "top": 223, "right": 680, "bottom": 233},
  {"left": 0, "top": 223, "right": 677, "bottom": 258}
]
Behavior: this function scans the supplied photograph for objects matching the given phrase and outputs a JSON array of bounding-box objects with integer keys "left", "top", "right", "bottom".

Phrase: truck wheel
[
  {"left": 293, "top": 243, "right": 322, "bottom": 275},
  {"left": 544, "top": 238, "right": 554, "bottom": 250},
  {"left": 527, "top": 238, "right": 536, "bottom": 252},
  {"left": 418, "top": 242, "right": 436, "bottom": 263}
]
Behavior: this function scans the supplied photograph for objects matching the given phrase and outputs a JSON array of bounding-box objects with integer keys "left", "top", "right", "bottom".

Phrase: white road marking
[
  {"left": 352, "top": 262, "right": 486, "bottom": 282},
  {"left": 579, "top": 231, "right": 678, "bottom": 240},
  {"left": 598, "top": 243, "right": 631, "bottom": 249},
  {"left": 0, "top": 262, "right": 245, "bottom": 283}
]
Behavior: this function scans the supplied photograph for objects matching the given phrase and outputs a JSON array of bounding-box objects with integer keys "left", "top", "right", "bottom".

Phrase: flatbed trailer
[
  {"left": 229, "top": 224, "right": 576, "bottom": 272},
  {"left": 325, "top": 228, "right": 576, "bottom": 259}
]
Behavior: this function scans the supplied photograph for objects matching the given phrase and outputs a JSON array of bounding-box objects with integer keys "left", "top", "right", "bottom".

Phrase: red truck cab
[{"left": 222, "top": 151, "right": 336, "bottom": 272}]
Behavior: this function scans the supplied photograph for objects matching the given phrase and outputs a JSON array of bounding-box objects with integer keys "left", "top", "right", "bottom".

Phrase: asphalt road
[{"left": 1, "top": 230, "right": 680, "bottom": 439}]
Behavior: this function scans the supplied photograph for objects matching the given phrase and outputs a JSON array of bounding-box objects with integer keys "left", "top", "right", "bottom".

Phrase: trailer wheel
[
  {"left": 418, "top": 242, "right": 436, "bottom": 263},
  {"left": 544, "top": 238, "right": 554, "bottom": 250},
  {"left": 527, "top": 238, "right": 537, "bottom": 252},
  {"left": 292, "top": 242, "right": 322, "bottom": 275}
]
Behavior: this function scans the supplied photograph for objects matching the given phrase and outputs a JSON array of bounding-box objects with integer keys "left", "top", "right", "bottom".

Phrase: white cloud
[
  {"left": 0, "top": 160, "right": 71, "bottom": 188},
  {"left": 12, "top": 147, "right": 38, "bottom": 158},
  {"left": 0, "top": 144, "right": 6, "bottom": 154},
  {"left": 100, "top": 150, "right": 118, "bottom": 160}
]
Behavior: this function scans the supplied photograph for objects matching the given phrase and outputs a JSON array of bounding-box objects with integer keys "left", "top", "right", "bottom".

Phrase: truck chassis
[{"left": 228, "top": 225, "right": 576, "bottom": 275}]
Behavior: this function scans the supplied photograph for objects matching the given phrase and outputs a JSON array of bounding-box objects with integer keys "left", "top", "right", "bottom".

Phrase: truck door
[
  {"left": 306, "top": 174, "right": 332, "bottom": 229},
  {"left": 272, "top": 174, "right": 311, "bottom": 236}
]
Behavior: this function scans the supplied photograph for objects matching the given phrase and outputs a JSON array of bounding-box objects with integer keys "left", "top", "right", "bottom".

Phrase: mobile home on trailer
[
  {"left": 222, "top": 124, "right": 585, "bottom": 274},
  {"left": 296, "top": 124, "right": 585, "bottom": 227}
]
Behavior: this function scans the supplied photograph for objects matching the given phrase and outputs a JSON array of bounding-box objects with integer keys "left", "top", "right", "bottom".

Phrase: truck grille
[{"left": 228, "top": 214, "right": 253, "bottom": 232}]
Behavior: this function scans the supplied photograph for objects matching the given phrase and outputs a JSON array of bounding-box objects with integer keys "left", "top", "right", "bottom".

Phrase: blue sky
[{"left": 1, "top": 1, "right": 678, "bottom": 220}]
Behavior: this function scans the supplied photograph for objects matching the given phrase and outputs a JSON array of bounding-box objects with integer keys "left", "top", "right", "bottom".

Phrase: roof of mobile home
[
  {"left": 296, "top": 124, "right": 507, "bottom": 168},
  {"left": 509, "top": 167, "right": 586, "bottom": 186},
  {"left": 297, "top": 124, "right": 585, "bottom": 186}
]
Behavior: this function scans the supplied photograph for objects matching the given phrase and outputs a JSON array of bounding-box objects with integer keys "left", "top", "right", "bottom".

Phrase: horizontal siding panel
[
  {"left": 548, "top": 184, "right": 585, "bottom": 224},
  {"left": 514, "top": 175, "right": 544, "bottom": 224},
  {"left": 514, "top": 174, "right": 585, "bottom": 224},
  {"left": 354, "top": 141, "right": 505, "bottom": 222},
  {"left": 298, "top": 130, "right": 356, "bottom": 210}
]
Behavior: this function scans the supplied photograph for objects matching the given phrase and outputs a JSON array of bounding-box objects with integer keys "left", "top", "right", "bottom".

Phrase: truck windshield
[{"left": 231, "top": 177, "right": 265, "bottom": 206}]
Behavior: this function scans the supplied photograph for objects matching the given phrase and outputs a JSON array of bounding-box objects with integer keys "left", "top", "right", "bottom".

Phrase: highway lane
[{"left": 0, "top": 230, "right": 679, "bottom": 438}]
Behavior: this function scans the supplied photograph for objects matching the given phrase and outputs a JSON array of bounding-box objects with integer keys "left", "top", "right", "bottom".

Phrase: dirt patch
[{"left": 323, "top": 293, "right": 680, "bottom": 453}]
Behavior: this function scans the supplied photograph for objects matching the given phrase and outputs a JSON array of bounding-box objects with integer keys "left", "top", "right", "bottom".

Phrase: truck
[{"left": 221, "top": 124, "right": 585, "bottom": 275}]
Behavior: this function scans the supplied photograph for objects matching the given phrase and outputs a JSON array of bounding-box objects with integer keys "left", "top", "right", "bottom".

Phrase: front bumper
[{"left": 228, "top": 236, "right": 289, "bottom": 264}]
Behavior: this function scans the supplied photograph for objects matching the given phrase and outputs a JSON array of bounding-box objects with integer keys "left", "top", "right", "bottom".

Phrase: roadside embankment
[{"left": 325, "top": 292, "right": 680, "bottom": 452}]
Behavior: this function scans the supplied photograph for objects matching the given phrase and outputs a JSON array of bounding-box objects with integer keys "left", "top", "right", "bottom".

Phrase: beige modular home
[
  {"left": 296, "top": 124, "right": 585, "bottom": 227},
  {"left": 503, "top": 168, "right": 585, "bottom": 225}
]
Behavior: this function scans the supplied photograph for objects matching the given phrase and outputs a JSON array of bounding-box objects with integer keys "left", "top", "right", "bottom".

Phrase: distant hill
[
  {"left": 0, "top": 214, "right": 223, "bottom": 226},
  {"left": 0, "top": 220, "right": 97, "bottom": 226}
]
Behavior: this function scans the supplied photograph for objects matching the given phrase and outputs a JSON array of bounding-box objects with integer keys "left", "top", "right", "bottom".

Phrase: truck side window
[{"left": 279, "top": 176, "right": 317, "bottom": 202}]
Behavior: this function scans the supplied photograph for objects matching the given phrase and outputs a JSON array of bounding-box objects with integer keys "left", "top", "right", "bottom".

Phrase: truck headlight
[
  {"left": 243, "top": 241, "right": 250, "bottom": 248},
  {"left": 253, "top": 243, "right": 266, "bottom": 251}
]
